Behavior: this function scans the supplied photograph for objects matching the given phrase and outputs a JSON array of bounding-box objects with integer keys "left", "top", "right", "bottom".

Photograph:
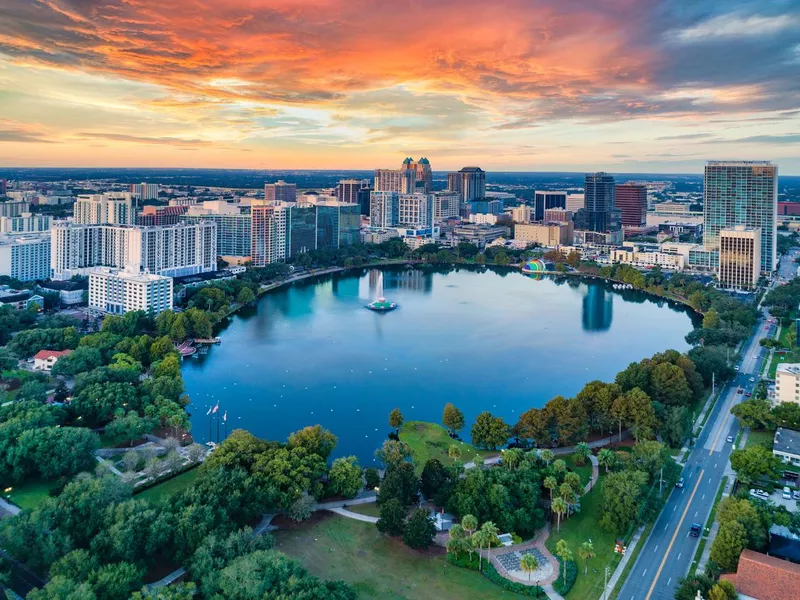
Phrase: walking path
[
  {"left": 603, "top": 524, "right": 645, "bottom": 597},
  {"left": 328, "top": 507, "right": 378, "bottom": 523}
]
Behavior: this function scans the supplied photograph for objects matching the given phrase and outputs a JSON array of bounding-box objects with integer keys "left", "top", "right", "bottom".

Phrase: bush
[
  {"left": 446, "top": 552, "right": 481, "bottom": 571},
  {"left": 552, "top": 560, "right": 577, "bottom": 596},
  {"left": 483, "top": 563, "right": 543, "bottom": 597}
]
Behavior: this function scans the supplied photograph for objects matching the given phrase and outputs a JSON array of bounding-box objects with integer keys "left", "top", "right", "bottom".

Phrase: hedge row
[{"left": 552, "top": 560, "right": 577, "bottom": 596}]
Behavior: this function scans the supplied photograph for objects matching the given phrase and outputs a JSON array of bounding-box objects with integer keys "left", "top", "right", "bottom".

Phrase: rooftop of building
[
  {"left": 777, "top": 363, "right": 800, "bottom": 377},
  {"left": 458, "top": 166, "right": 484, "bottom": 173},
  {"left": 707, "top": 160, "right": 775, "bottom": 166},
  {"left": 721, "top": 549, "right": 800, "bottom": 600},
  {"left": 773, "top": 427, "right": 800, "bottom": 457},
  {"left": 38, "top": 279, "right": 88, "bottom": 292},
  {"left": 0, "top": 232, "right": 50, "bottom": 245},
  {"left": 0, "top": 288, "right": 38, "bottom": 302},
  {"left": 88, "top": 267, "right": 171, "bottom": 282},
  {"left": 33, "top": 349, "right": 72, "bottom": 361}
]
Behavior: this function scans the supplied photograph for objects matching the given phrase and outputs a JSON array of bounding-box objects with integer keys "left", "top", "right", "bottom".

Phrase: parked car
[
  {"left": 750, "top": 489, "right": 770, "bottom": 499},
  {"left": 793, "top": 491, "right": 800, "bottom": 500},
  {"left": 690, "top": 523, "right": 701, "bottom": 537},
  {"left": 783, "top": 487, "right": 792, "bottom": 500},
  {"left": 676, "top": 477, "right": 685, "bottom": 488},
  {"left": 726, "top": 435, "right": 734, "bottom": 443}
]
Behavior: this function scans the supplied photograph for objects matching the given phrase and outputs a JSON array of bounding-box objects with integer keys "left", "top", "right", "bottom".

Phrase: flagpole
[{"left": 216, "top": 408, "right": 220, "bottom": 443}]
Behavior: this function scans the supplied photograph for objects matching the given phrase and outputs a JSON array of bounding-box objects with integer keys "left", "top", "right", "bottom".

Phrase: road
[{"left": 617, "top": 256, "right": 791, "bottom": 600}]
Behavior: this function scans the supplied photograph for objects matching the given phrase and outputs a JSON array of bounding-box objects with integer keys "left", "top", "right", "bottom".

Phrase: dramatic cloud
[{"left": 0, "top": 0, "right": 798, "bottom": 171}]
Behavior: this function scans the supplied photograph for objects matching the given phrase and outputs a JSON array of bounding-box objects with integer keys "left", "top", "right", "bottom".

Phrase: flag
[
  {"left": 223, "top": 411, "right": 227, "bottom": 423},
  {"left": 206, "top": 406, "right": 212, "bottom": 416},
  {"left": 212, "top": 402, "right": 219, "bottom": 414}
]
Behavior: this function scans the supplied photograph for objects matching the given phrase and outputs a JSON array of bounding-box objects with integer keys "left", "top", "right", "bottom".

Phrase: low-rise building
[
  {"left": 775, "top": 364, "right": 800, "bottom": 404},
  {"left": 610, "top": 245, "right": 687, "bottom": 270},
  {"left": 361, "top": 228, "right": 399, "bottom": 244},
  {"left": 772, "top": 427, "right": 800, "bottom": 467},
  {"left": 0, "top": 286, "right": 44, "bottom": 310},
  {"left": 450, "top": 223, "right": 509, "bottom": 249},
  {"left": 89, "top": 268, "right": 173, "bottom": 315},
  {"left": 33, "top": 349, "right": 72, "bottom": 371},
  {"left": 510, "top": 205, "right": 532, "bottom": 224},
  {"left": 515, "top": 223, "right": 572, "bottom": 247},
  {"left": 37, "top": 279, "right": 88, "bottom": 305}
]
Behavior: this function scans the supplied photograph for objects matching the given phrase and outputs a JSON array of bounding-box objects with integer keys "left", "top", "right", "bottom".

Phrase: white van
[{"left": 783, "top": 486, "right": 792, "bottom": 500}]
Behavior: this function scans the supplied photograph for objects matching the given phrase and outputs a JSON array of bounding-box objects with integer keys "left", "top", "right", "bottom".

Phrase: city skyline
[{"left": 0, "top": 1, "right": 799, "bottom": 173}]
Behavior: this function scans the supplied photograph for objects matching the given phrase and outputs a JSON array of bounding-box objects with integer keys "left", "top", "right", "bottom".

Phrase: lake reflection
[{"left": 183, "top": 266, "right": 697, "bottom": 464}]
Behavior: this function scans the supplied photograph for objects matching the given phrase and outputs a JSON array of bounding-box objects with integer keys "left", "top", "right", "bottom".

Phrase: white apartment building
[
  {"left": 0, "top": 213, "right": 51, "bottom": 234},
  {"left": 775, "top": 364, "right": 800, "bottom": 404},
  {"left": 51, "top": 222, "right": 216, "bottom": 279},
  {"left": 511, "top": 205, "right": 532, "bottom": 224},
  {"left": 398, "top": 194, "right": 434, "bottom": 228},
  {"left": 131, "top": 182, "right": 159, "bottom": 201},
  {"left": 89, "top": 267, "right": 173, "bottom": 315},
  {"left": 0, "top": 233, "right": 51, "bottom": 281},
  {"left": 0, "top": 200, "right": 31, "bottom": 218},
  {"left": 718, "top": 226, "right": 761, "bottom": 291},
  {"left": 433, "top": 191, "right": 461, "bottom": 221},
  {"left": 250, "top": 204, "right": 289, "bottom": 266},
  {"left": 610, "top": 246, "right": 687, "bottom": 270},
  {"left": 183, "top": 201, "right": 251, "bottom": 258},
  {"left": 370, "top": 191, "right": 398, "bottom": 228},
  {"left": 469, "top": 213, "right": 498, "bottom": 225},
  {"left": 74, "top": 193, "right": 134, "bottom": 225}
]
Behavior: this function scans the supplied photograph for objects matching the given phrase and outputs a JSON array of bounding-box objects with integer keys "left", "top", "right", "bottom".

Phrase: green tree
[
  {"left": 625, "top": 387, "right": 657, "bottom": 442},
  {"left": 470, "top": 411, "right": 509, "bottom": 450},
  {"left": 403, "top": 508, "right": 436, "bottom": 550},
  {"left": 287, "top": 494, "right": 315, "bottom": 522},
  {"left": 578, "top": 540, "right": 595, "bottom": 575},
  {"left": 552, "top": 497, "right": 568, "bottom": 532},
  {"left": 471, "top": 528, "right": 490, "bottom": 571},
  {"left": 730, "top": 445, "right": 781, "bottom": 486},
  {"left": 420, "top": 458, "right": 449, "bottom": 501},
  {"left": 598, "top": 448, "right": 617, "bottom": 473},
  {"left": 520, "top": 552, "right": 539, "bottom": 583},
  {"left": 27, "top": 577, "right": 97, "bottom": 600},
  {"left": 543, "top": 475, "right": 558, "bottom": 501},
  {"left": 707, "top": 580, "right": 737, "bottom": 600},
  {"left": 555, "top": 539, "right": 573, "bottom": 587},
  {"left": 573, "top": 442, "right": 591, "bottom": 466},
  {"left": 599, "top": 470, "right": 649, "bottom": 534},
  {"left": 732, "top": 397, "right": 774, "bottom": 430},
  {"left": 448, "top": 444, "right": 462, "bottom": 461},
  {"left": 328, "top": 456, "right": 362, "bottom": 499},
  {"left": 461, "top": 514, "right": 478, "bottom": 537},
  {"left": 131, "top": 583, "right": 197, "bottom": 600},
  {"left": 89, "top": 562, "right": 144, "bottom": 600},
  {"left": 443, "top": 403, "right": 465, "bottom": 434},
  {"left": 377, "top": 462, "right": 418, "bottom": 506},
  {"left": 104, "top": 411, "right": 152, "bottom": 447},
  {"left": 540, "top": 449, "right": 554, "bottom": 467},
  {"left": 16, "top": 379, "right": 48, "bottom": 403},
  {"left": 553, "top": 459, "right": 567, "bottom": 475},
  {"left": 650, "top": 362, "right": 692, "bottom": 407},
  {"left": 388, "top": 408, "right": 404, "bottom": 433},
  {"left": 49, "top": 549, "right": 99, "bottom": 582},
  {"left": 710, "top": 520, "right": 747, "bottom": 572},
  {"left": 374, "top": 439, "right": 413, "bottom": 468},
  {"left": 702, "top": 309, "right": 721, "bottom": 329},
  {"left": 376, "top": 498, "right": 406, "bottom": 536},
  {"left": 236, "top": 287, "right": 255, "bottom": 305},
  {"left": 546, "top": 396, "right": 589, "bottom": 445},
  {"left": 288, "top": 425, "right": 338, "bottom": 460},
  {"left": 480, "top": 520, "right": 500, "bottom": 564},
  {"left": 364, "top": 467, "right": 380, "bottom": 490}
]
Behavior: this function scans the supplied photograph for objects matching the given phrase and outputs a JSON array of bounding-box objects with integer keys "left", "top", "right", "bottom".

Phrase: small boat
[{"left": 365, "top": 297, "right": 398, "bottom": 312}]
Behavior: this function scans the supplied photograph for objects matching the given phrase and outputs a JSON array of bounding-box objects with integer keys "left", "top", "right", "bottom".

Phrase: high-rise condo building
[
  {"left": 615, "top": 183, "right": 648, "bottom": 227},
  {"left": 50, "top": 222, "right": 217, "bottom": 279},
  {"left": 456, "top": 166, "right": 486, "bottom": 204},
  {"left": 511, "top": 205, "right": 532, "bottom": 224},
  {"left": 137, "top": 205, "right": 187, "bottom": 226},
  {"left": 369, "top": 192, "right": 434, "bottom": 229},
  {"left": 250, "top": 204, "right": 289, "bottom": 266},
  {"left": 703, "top": 161, "right": 777, "bottom": 273},
  {"left": 401, "top": 158, "right": 433, "bottom": 193},
  {"left": 566, "top": 193, "right": 585, "bottom": 213},
  {"left": 0, "top": 233, "right": 51, "bottom": 281},
  {"left": 578, "top": 173, "right": 619, "bottom": 233},
  {"left": 264, "top": 180, "right": 297, "bottom": 203},
  {"left": 370, "top": 191, "right": 399, "bottom": 228},
  {"left": 183, "top": 201, "right": 251, "bottom": 258},
  {"left": 718, "top": 226, "right": 761, "bottom": 290},
  {"left": 533, "top": 191, "right": 567, "bottom": 221},
  {"left": 0, "top": 200, "right": 30, "bottom": 218},
  {"left": 335, "top": 179, "right": 369, "bottom": 204},
  {"left": 130, "top": 182, "right": 159, "bottom": 201},
  {"left": 374, "top": 169, "right": 414, "bottom": 193},
  {"left": 74, "top": 193, "right": 134, "bottom": 225},
  {"left": 0, "top": 213, "right": 51, "bottom": 234},
  {"left": 433, "top": 191, "right": 461, "bottom": 221},
  {"left": 89, "top": 267, "right": 173, "bottom": 315},
  {"left": 447, "top": 172, "right": 462, "bottom": 195}
]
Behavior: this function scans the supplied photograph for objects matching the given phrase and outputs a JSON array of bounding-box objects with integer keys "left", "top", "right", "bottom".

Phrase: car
[
  {"left": 751, "top": 489, "right": 770, "bottom": 499},
  {"left": 690, "top": 523, "right": 701, "bottom": 537},
  {"left": 783, "top": 487, "right": 792, "bottom": 500},
  {"left": 745, "top": 392, "right": 752, "bottom": 397},
  {"left": 676, "top": 477, "right": 685, "bottom": 488},
  {"left": 793, "top": 491, "right": 800, "bottom": 500},
  {"left": 749, "top": 377, "right": 756, "bottom": 383},
  {"left": 726, "top": 435, "right": 734, "bottom": 443},
  {"left": 735, "top": 366, "right": 740, "bottom": 371},
  {"left": 737, "top": 388, "right": 744, "bottom": 394}
]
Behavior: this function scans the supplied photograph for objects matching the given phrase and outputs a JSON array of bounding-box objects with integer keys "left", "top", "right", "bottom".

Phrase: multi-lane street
[{"left": 616, "top": 256, "right": 791, "bottom": 600}]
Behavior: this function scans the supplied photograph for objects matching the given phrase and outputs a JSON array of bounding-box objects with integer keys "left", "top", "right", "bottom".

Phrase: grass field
[
  {"left": 136, "top": 467, "right": 201, "bottom": 503},
  {"left": 399, "top": 421, "right": 496, "bottom": 473},
  {"left": 563, "top": 453, "right": 593, "bottom": 488},
  {"left": 275, "top": 513, "right": 524, "bottom": 599},
  {"left": 545, "top": 474, "right": 613, "bottom": 600},
  {"left": 5, "top": 479, "right": 58, "bottom": 511},
  {"left": 345, "top": 502, "right": 380, "bottom": 517},
  {"left": 745, "top": 429, "right": 775, "bottom": 449}
]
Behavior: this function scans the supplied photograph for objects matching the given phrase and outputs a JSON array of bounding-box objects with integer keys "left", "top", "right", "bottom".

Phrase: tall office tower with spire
[
  {"left": 401, "top": 157, "right": 433, "bottom": 193},
  {"left": 703, "top": 161, "right": 777, "bottom": 273},
  {"left": 264, "top": 180, "right": 297, "bottom": 203},
  {"left": 578, "top": 172, "right": 619, "bottom": 233}
]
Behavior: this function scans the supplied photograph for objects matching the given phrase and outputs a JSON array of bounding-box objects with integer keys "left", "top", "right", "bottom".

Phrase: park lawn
[
  {"left": 274, "top": 513, "right": 523, "bottom": 600},
  {"left": 399, "top": 421, "right": 496, "bottom": 473},
  {"left": 545, "top": 475, "right": 614, "bottom": 600},
  {"left": 6, "top": 479, "right": 58, "bottom": 511},
  {"left": 345, "top": 502, "right": 380, "bottom": 517},
  {"left": 745, "top": 429, "right": 775, "bottom": 449},
  {"left": 136, "top": 467, "right": 201, "bottom": 503}
]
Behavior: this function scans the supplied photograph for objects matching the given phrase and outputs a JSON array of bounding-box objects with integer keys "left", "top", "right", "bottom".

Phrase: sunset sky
[{"left": 1, "top": 0, "right": 799, "bottom": 173}]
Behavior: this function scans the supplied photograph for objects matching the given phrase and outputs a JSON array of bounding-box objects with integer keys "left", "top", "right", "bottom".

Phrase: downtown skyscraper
[
  {"left": 578, "top": 173, "right": 619, "bottom": 233},
  {"left": 703, "top": 161, "right": 777, "bottom": 273}
]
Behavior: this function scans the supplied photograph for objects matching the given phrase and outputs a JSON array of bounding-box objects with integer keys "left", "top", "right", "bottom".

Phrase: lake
[{"left": 183, "top": 266, "right": 698, "bottom": 464}]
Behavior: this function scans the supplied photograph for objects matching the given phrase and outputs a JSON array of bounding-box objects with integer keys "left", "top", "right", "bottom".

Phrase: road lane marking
[
  {"left": 677, "top": 552, "right": 681, "bottom": 560},
  {"left": 695, "top": 511, "right": 698, "bottom": 517},
  {"left": 645, "top": 469, "right": 705, "bottom": 600},
  {"left": 643, "top": 569, "right": 647, "bottom": 577},
  {"left": 702, "top": 494, "right": 705, "bottom": 500},
  {"left": 665, "top": 523, "right": 668, "bottom": 531},
  {"left": 667, "top": 577, "right": 672, "bottom": 586},
  {"left": 714, "top": 463, "right": 717, "bottom": 469},
  {"left": 654, "top": 545, "right": 658, "bottom": 553}
]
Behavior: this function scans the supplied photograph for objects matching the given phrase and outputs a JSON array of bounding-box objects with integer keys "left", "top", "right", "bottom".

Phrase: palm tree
[
  {"left": 448, "top": 444, "right": 462, "bottom": 461},
  {"left": 481, "top": 521, "right": 500, "bottom": 565},
  {"left": 563, "top": 472, "right": 582, "bottom": 496},
  {"left": 578, "top": 541, "right": 595, "bottom": 575},
  {"left": 520, "top": 553, "right": 539, "bottom": 582},
  {"left": 472, "top": 529, "right": 489, "bottom": 571},
  {"left": 540, "top": 449, "right": 554, "bottom": 467},
  {"left": 598, "top": 448, "right": 616, "bottom": 473},
  {"left": 503, "top": 448, "right": 523, "bottom": 470},
  {"left": 555, "top": 539, "right": 573, "bottom": 587},
  {"left": 553, "top": 459, "right": 567, "bottom": 475},
  {"left": 543, "top": 476, "right": 557, "bottom": 501},
  {"left": 574, "top": 442, "right": 591, "bottom": 465},
  {"left": 461, "top": 514, "right": 477, "bottom": 537},
  {"left": 552, "top": 497, "right": 568, "bottom": 532}
]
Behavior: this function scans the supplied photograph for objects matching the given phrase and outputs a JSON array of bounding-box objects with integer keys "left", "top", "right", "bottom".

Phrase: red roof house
[{"left": 721, "top": 549, "right": 800, "bottom": 600}]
